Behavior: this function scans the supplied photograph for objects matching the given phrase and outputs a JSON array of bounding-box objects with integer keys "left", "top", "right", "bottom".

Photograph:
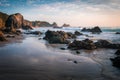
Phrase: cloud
[
  {"left": 19, "top": 0, "right": 120, "bottom": 26},
  {"left": 0, "top": 0, "right": 10, "bottom": 7}
]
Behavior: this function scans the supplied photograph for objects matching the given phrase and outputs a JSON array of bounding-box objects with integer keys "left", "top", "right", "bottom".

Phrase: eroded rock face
[
  {"left": 68, "top": 39, "right": 96, "bottom": 50},
  {"left": 81, "top": 26, "right": 102, "bottom": 34},
  {"left": 43, "top": 30, "right": 76, "bottom": 44},
  {"left": 0, "top": 31, "right": 7, "bottom": 41},
  {"left": 5, "top": 13, "right": 24, "bottom": 32}
]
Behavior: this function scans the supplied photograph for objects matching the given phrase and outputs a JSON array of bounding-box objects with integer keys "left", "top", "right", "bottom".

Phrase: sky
[{"left": 0, "top": 0, "right": 120, "bottom": 27}]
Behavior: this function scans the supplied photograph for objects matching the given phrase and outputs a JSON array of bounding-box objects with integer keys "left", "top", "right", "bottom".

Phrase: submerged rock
[
  {"left": 43, "top": 30, "right": 76, "bottom": 44},
  {"left": 68, "top": 39, "right": 96, "bottom": 50},
  {"left": 0, "top": 31, "right": 7, "bottom": 41}
]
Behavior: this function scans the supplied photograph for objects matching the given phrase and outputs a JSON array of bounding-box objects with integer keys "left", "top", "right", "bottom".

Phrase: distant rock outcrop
[
  {"left": 62, "top": 24, "right": 70, "bottom": 27},
  {"left": 52, "top": 22, "right": 58, "bottom": 27},
  {"left": 32, "top": 21, "right": 52, "bottom": 27},
  {"left": 81, "top": 26, "right": 102, "bottom": 33}
]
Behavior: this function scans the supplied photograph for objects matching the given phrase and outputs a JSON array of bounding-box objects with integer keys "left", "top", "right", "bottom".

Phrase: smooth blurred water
[{"left": 0, "top": 27, "right": 120, "bottom": 80}]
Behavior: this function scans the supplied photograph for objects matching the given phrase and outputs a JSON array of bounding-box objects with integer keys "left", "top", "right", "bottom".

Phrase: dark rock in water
[
  {"left": 81, "top": 28, "right": 91, "bottom": 32},
  {"left": 115, "top": 50, "right": 120, "bottom": 55},
  {"left": 91, "top": 26, "right": 102, "bottom": 34},
  {"left": 81, "top": 26, "right": 102, "bottom": 34},
  {"left": 94, "top": 40, "right": 111, "bottom": 48},
  {"left": 110, "top": 56, "right": 120, "bottom": 68},
  {"left": 68, "top": 39, "right": 96, "bottom": 50},
  {"left": 22, "top": 25, "right": 33, "bottom": 30},
  {"left": 115, "top": 32, "right": 120, "bottom": 34},
  {"left": 76, "top": 51, "right": 80, "bottom": 54},
  {"left": 95, "top": 40, "right": 120, "bottom": 49},
  {"left": 0, "top": 31, "right": 7, "bottom": 41},
  {"left": 74, "top": 31, "right": 83, "bottom": 35},
  {"left": 43, "top": 30, "right": 76, "bottom": 44},
  {"left": 25, "top": 31, "right": 42, "bottom": 35},
  {"left": 60, "top": 47, "right": 66, "bottom": 50},
  {"left": 73, "top": 61, "right": 78, "bottom": 64}
]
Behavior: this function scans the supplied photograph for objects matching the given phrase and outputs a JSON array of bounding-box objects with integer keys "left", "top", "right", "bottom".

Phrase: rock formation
[
  {"left": 68, "top": 39, "right": 96, "bottom": 50},
  {"left": 62, "top": 23, "right": 70, "bottom": 27},
  {"left": 0, "top": 12, "right": 9, "bottom": 30},
  {"left": 81, "top": 26, "right": 102, "bottom": 33},
  {"left": 0, "top": 31, "right": 7, "bottom": 41},
  {"left": 43, "top": 30, "right": 76, "bottom": 44}
]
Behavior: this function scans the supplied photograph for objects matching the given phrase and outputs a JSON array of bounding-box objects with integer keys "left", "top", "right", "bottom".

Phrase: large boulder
[
  {"left": 0, "top": 31, "right": 7, "bottom": 41},
  {"left": 110, "top": 56, "right": 120, "bottom": 68},
  {"left": 68, "top": 39, "right": 96, "bottom": 50},
  {"left": 43, "top": 30, "right": 76, "bottom": 44},
  {"left": 95, "top": 40, "right": 120, "bottom": 49},
  {"left": 81, "top": 26, "right": 102, "bottom": 34},
  {"left": 5, "top": 13, "right": 24, "bottom": 32}
]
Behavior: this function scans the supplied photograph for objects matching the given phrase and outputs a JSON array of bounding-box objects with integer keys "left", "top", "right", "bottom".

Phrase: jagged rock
[
  {"left": 91, "top": 26, "right": 102, "bottom": 33},
  {"left": 0, "top": 31, "right": 7, "bottom": 41},
  {"left": 68, "top": 39, "right": 96, "bottom": 50},
  {"left": 81, "top": 26, "right": 102, "bottom": 34},
  {"left": 74, "top": 31, "right": 83, "bottom": 35},
  {"left": 95, "top": 40, "right": 120, "bottom": 49},
  {"left": 62, "top": 24, "right": 70, "bottom": 27},
  {"left": 110, "top": 56, "right": 120, "bottom": 68},
  {"left": 115, "top": 50, "right": 120, "bottom": 55},
  {"left": 5, "top": 13, "right": 24, "bottom": 32},
  {"left": 43, "top": 30, "right": 76, "bottom": 44},
  {"left": 52, "top": 22, "right": 58, "bottom": 27}
]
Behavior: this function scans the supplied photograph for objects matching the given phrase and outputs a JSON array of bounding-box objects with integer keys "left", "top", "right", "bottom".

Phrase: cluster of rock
[
  {"left": 81, "top": 26, "right": 102, "bottom": 34},
  {"left": 43, "top": 30, "right": 76, "bottom": 44},
  {"left": 110, "top": 50, "right": 120, "bottom": 68},
  {"left": 68, "top": 39, "right": 120, "bottom": 50},
  {"left": 68, "top": 39, "right": 96, "bottom": 50}
]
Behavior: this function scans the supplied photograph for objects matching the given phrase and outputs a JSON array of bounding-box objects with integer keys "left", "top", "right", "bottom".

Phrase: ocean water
[{"left": 0, "top": 27, "right": 120, "bottom": 80}]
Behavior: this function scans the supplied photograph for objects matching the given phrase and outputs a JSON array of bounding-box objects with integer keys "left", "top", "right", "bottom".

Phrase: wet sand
[{"left": 0, "top": 35, "right": 120, "bottom": 80}]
